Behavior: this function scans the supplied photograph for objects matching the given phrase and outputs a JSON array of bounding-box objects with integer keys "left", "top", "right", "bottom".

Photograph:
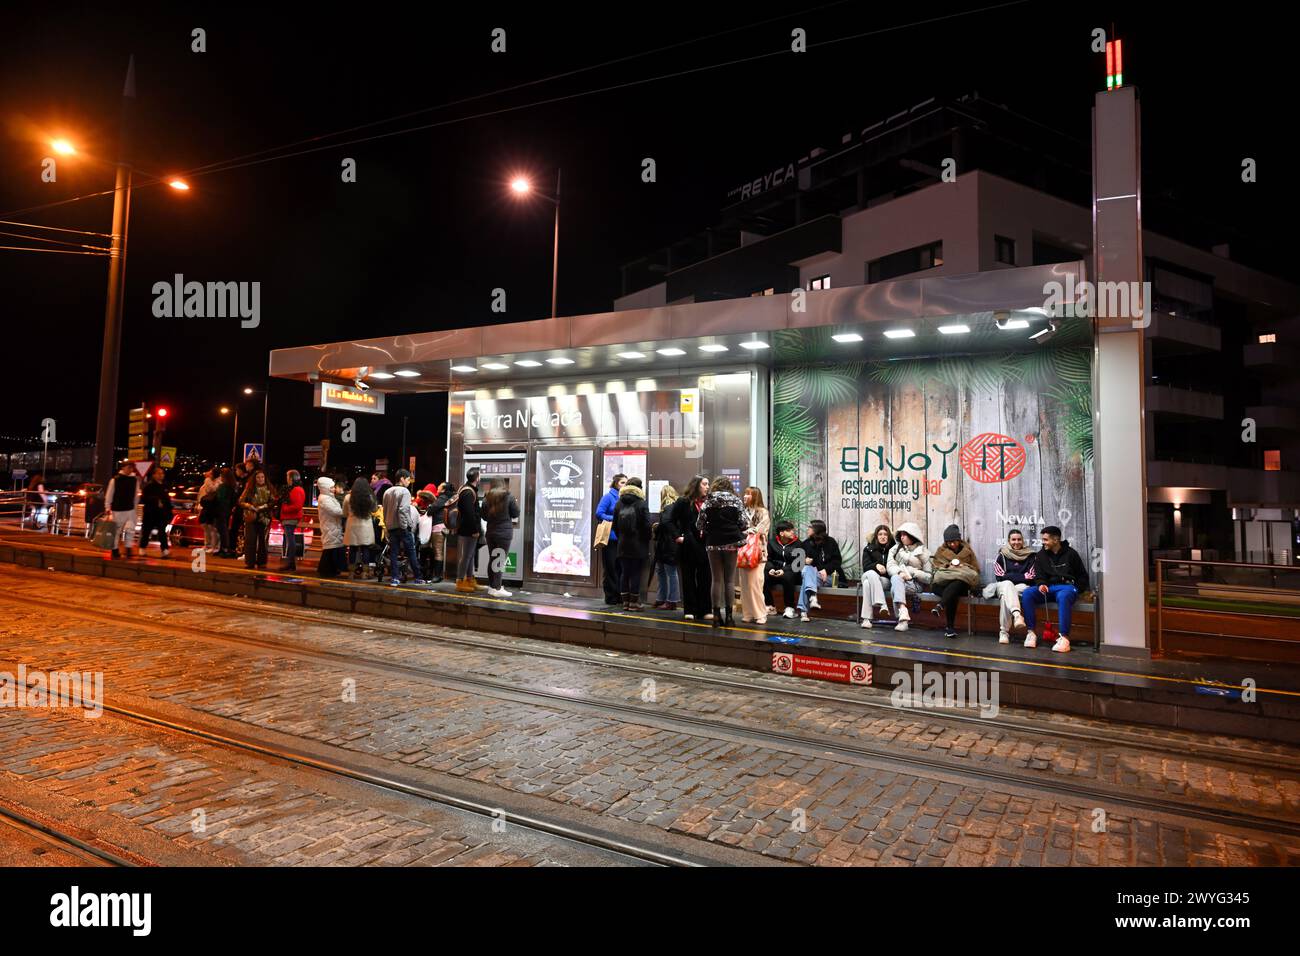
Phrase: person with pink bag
[
  {"left": 695, "top": 475, "right": 749, "bottom": 626},
  {"left": 738, "top": 486, "right": 771, "bottom": 624}
]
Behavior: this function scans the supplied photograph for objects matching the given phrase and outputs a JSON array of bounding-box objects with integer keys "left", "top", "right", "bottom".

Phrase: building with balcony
[{"left": 614, "top": 94, "right": 1300, "bottom": 565}]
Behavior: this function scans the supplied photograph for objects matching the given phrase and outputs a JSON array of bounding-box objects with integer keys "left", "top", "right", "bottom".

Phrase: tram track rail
[
  {"left": 7, "top": 566, "right": 1298, "bottom": 776},
  {"left": 0, "top": 801, "right": 138, "bottom": 867},
  {"left": 3, "top": 587, "right": 1299, "bottom": 843}
]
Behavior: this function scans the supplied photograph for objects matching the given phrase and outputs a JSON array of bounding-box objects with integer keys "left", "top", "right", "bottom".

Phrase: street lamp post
[
  {"left": 509, "top": 168, "right": 562, "bottom": 319},
  {"left": 92, "top": 57, "right": 136, "bottom": 487},
  {"left": 243, "top": 386, "right": 268, "bottom": 464},
  {"left": 220, "top": 406, "right": 239, "bottom": 467}
]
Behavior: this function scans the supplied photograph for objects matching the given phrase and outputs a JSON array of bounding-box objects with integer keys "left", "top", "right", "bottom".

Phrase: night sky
[{"left": 1, "top": 1, "right": 1291, "bottom": 480}]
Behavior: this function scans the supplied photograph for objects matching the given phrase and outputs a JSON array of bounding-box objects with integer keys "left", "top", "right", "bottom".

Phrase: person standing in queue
[
  {"left": 739, "top": 486, "right": 770, "bottom": 625},
  {"left": 425, "top": 482, "right": 452, "bottom": 582},
  {"left": 198, "top": 467, "right": 222, "bottom": 554},
  {"left": 697, "top": 475, "right": 749, "bottom": 626},
  {"left": 214, "top": 467, "right": 238, "bottom": 557},
  {"left": 240, "top": 470, "right": 275, "bottom": 569},
  {"left": 453, "top": 467, "right": 484, "bottom": 592},
  {"left": 383, "top": 468, "right": 422, "bottom": 586},
  {"left": 343, "top": 476, "right": 377, "bottom": 579},
  {"left": 104, "top": 460, "right": 141, "bottom": 560},
  {"left": 482, "top": 478, "right": 520, "bottom": 597},
  {"left": 651, "top": 484, "right": 681, "bottom": 610},
  {"left": 666, "top": 475, "right": 711, "bottom": 621},
  {"left": 595, "top": 473, "right": 627, "bottom": 606},
  {"left": 314, "top": 476, "right": 345, "bottom": 578},
  {"left": 138, "top": 466, "right": 173, "bottom": 559},
  {"left": 279, "top": 469, "right": 306, "bottom": 571},
  {"left": 614, "top": 476, "right": 652, "bottom": 610},
  {"left": 228, "top": 462, "right": 248, "bottom": 557}
]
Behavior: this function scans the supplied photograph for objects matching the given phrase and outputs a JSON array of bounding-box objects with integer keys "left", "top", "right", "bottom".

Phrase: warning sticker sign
[{"left": 772, "top": 652, "right": 871, "bottom": 686}]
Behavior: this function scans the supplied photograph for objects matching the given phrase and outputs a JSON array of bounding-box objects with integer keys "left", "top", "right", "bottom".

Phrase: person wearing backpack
[
  {"left": 451, "top": 467, "right": 484, "bottom": 592},
  {"left": 615, "top": 477, "right": 652, "bottom": 610}
]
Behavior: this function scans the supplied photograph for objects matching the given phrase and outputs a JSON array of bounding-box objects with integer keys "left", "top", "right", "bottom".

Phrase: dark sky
[{"left": 0, "top": 1, "right": 1291, "bottom": 477}]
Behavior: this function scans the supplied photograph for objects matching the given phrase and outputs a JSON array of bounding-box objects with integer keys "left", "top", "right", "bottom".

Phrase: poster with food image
[{"left": 532, "top": 449, "right": 594, "bottom": 576}]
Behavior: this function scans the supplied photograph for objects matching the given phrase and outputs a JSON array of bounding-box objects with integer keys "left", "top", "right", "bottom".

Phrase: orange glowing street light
[
  {"left": 506, "top": 168, "right": 562, "bottom": 318},
  {"left": 51, "top": 139, "right": 76, "bottom": 156},
  {"left": 167, "top": 178, "right": 190, "bottom": 191}
]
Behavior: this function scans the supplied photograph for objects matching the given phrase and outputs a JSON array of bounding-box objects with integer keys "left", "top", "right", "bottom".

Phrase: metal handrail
[{"left": 1155, "top": 557, "right": 1300, "bottom": 658}]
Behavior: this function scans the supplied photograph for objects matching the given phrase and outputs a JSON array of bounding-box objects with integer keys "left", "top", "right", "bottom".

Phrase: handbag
[
  {"left": 594, "top": 520, "right": 611, "bottom": 549},
  {"left": 92, "top": 515, "right": 119, "bottom": 551},
  {"left": 736, "top": 531, "right": 764, "bottom": 570}
]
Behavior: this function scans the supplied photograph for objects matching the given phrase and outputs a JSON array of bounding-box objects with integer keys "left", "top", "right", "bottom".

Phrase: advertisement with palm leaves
[{"left": 772, "top": 334, "right": 1094, "bottom": 583}]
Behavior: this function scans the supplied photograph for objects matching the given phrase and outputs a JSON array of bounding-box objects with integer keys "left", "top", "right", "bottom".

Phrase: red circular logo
[{"left": 959, "top": 433, "right": 1026, "bottom": 483}]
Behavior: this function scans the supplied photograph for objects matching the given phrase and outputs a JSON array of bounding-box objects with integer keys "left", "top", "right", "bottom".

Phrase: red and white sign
[{"left": 772, "top": 652, "right": 871, "bottom": 686}]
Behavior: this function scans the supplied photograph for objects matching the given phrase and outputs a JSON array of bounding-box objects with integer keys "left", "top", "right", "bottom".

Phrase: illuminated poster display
[
  {"left": 602, "top": 448, "right": 647, "bottom": 487},
  {"left": 533, "top": 449, "right": 594, "bottom": 577}
]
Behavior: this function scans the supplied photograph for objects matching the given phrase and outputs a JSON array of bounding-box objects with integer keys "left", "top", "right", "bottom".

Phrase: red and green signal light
[{"left": 1106, "top": 39, "right": 1124, "bottom": 90}]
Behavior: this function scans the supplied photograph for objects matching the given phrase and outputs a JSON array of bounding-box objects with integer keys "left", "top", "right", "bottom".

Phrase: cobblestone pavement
[{"left": 2, "top": 572, "right": 1299, "bottom": 866}]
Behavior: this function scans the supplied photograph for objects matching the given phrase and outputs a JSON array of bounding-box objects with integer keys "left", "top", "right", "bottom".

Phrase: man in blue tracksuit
[
  {"left": 596, "top": 473, "right": 627, "bottom": 605},
  {"left": 1019, "top": 525, "right": 1090, "bottom": 653}
]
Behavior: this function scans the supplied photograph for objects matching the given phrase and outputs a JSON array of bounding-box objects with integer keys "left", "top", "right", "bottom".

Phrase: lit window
[
  {"left": 1265, "top": 450, "right": 1281, "bottom": 471},
  {"left": 1259, "top": 332, "right": 1277, "bottom": 344},
  {"left": 809, "top": 275, "right": 831, "bottom": 291},
  {"left": 994, "top": 235, "right": 1016, "bottom": 265}
]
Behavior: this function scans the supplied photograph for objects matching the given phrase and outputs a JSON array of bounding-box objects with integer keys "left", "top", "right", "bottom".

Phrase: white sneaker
[
  {"left": 894, "top": 619, "right": 909, "bottom": 631},
  {"left": 1052, "top": 636, "right": 1071, "bottom": 653},
  {"left": 861, "top": 618, "right": 872, "bottom": 629},
  {"left": 488, "top": 587, "right": 512, "bottom": 598},
  {"left": 876, "top": 604, "right": 891, "bottom": 620},
  {"left": 800, "top": 611, "right": 809, "bottom": 622},
  {"left": 998, "top": 631, "right": 1009, "bottom": 644},
  {"left": 809, "top": 597, "right": 821, "bottom": 610},
  {"left": 684, "top": 613, "right": 694, "bottom": 620},
  {"left": 1024, "top": 631, "right": 1038, "bottom": 648},
  {"left": 783, "top": 607, "right": 796, "bottom": 619}
]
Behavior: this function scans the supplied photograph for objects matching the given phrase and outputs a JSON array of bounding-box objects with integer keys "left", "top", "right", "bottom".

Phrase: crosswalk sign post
[
  {"left": 242, "top": 443, "right": 264, "bottom": 464},
  {"left": 160, "top": 446, "right": 177, "bottom": 469}
]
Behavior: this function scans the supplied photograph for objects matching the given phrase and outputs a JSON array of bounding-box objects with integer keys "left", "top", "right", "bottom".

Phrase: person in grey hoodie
[
  {"left": 382, "top": 469, "right": 422, "bottom": 586},
  {"left": 885, "top": 521, "right": 932, "bottom": 631}
]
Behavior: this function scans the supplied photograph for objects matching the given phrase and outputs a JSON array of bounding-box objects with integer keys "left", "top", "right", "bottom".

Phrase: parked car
[{"left": 168, "top": 509, "right": 315, "bottom": 552}]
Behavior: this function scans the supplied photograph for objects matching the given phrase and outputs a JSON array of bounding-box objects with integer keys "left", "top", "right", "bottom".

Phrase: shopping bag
[
  {"left": 594, "top": 520, "right": 611, "bottom": 549},
  {"left": 92, "top": 516, "right": 118, "bottom": 551},
  {"left": 736, "top": 531, "right": 764, "bottom": 569}
]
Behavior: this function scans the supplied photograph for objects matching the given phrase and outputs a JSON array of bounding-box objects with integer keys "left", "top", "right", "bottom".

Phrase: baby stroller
[{"left": 376, "top": 536, "right": 419, "bottom": 583}]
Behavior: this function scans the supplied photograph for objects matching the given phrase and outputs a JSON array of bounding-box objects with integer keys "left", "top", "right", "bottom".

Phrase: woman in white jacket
[{"left": 885, "top": 520, "right": 932, "bottom": 631}]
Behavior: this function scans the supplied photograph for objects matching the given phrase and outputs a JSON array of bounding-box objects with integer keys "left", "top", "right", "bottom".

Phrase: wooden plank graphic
[{"left": 773, "top": 348, "right": 1094, "bottom": 586}]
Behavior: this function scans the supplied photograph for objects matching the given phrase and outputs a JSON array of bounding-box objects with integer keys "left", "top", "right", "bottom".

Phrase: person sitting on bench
[
  {"left": 797, "top": 520, "right": 843, "bottom": 622},
  {"left": 931, "top": 524, "right": 981, "bottom": 639},
  {"left": 1019, "top": 525, "right": 1089, "bottom": 653},
  {"left": 764, "top": 520, "right": 802, "bottom": 618},
  {"left": 860, "top": 524, "right": 895, "bottom": 628},
  {"left": 992, "top": 528, "right": 1035, "bottom": 644},
  {"left": 885, "top": 521, "right": 931, "bottom": 631}
]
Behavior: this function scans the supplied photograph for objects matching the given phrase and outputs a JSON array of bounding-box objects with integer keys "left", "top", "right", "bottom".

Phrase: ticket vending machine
[{"left": 466, "top": 452, "right": 526, "bottom": 584}]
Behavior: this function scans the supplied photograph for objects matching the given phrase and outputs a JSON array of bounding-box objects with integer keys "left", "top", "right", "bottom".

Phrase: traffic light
[
  {"left": 156, "top": 407, "right": 168, "bottom": 419},
  {"left": 1105, "top": 39, "right": 1124, "bottom": 91}
]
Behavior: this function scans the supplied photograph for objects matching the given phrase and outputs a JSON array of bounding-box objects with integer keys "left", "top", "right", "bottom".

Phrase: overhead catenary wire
[
  {"left": 0, "top": 0, "right": 1033, "bottom": 221},
  {"left": 0, "top": 245, "right": 109, "bottom": 256},
  {"left": 0, "top": 229, "right": 108, "bottom": 251},
  {"left": 0, "top": 219, "right": 113, "bottom": 238}
]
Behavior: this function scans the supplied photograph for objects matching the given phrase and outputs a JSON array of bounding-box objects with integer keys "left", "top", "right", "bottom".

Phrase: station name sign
[
  {"left": 468, "top": 406, "right": 582, "bottom": 432},
  {"left": 314, "top": 382, "right": 386, "bottom": 415}
]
